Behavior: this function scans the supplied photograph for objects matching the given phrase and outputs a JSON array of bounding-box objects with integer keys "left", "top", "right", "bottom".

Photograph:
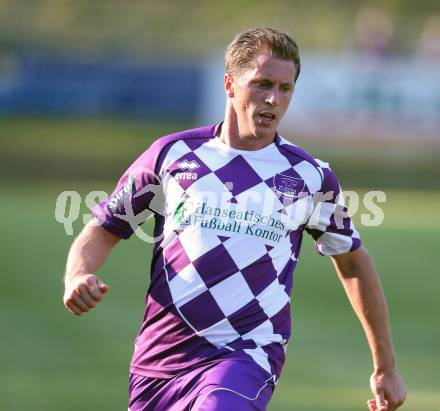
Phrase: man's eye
[{"left": 258, "top": 81, "right": 271, "bottom": 88}]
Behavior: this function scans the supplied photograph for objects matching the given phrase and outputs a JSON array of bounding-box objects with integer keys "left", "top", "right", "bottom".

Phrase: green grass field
[{"left": 1, "top": 182, "right": 439, "bottom": 411}]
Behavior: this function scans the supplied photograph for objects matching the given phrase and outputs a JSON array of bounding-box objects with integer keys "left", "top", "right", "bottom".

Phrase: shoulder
[
  {"left": 276, "top": 135, "right": 323, "bottom": 169},
  {"left": 276, "top": 135, "right": 328, "bottom": 182},
  {"left": 275, "top": 135, "right": 341, "bottom": 193},
  {"left": 130, "top": 124, "right": 217, "bottom": 173},
  {"left": 149, "top": 124, "right": 217, "bottom": 157},
  {"left": 155, "top": 124, "right": 217, "bottom": 146}
]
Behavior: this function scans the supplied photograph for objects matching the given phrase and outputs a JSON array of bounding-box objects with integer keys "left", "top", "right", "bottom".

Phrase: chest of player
[
  {"left": 161, "top": 169, "right": 316, "bottom": 242},
  {"left": 158, "top": 141, "right": 322, "bottom": 240}
]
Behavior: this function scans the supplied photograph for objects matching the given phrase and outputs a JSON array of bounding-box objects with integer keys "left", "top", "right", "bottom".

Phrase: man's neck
[{"left": 219, "top": 108, "right": 276, "bottom": 151}]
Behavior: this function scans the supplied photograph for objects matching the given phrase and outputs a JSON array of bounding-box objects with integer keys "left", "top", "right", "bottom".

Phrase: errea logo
[
  {"left": 175, "top": 159, "right": 199, "bottom": 180},
  {"left": 177, "top": 159, "right": 200, "bottom": 171}
]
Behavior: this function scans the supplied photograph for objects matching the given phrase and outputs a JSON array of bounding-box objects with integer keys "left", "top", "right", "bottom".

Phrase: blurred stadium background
[{"left": 1, "top": 1, "right": 439, "bottom": 410}]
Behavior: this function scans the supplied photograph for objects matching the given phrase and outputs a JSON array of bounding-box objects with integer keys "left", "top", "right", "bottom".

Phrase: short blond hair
[{"left": 225, "top": 27, "right": 301, "bottom": 81}]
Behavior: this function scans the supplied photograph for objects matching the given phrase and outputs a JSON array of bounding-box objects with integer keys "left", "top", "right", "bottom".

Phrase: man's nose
[{"left": 265, "top": 89, "right": 280, "bottom": 106}]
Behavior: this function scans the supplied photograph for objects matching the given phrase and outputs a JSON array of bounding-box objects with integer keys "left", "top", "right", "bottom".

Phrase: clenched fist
[{"left": 63, "top": 274, "right": 109, "bottom": 315}]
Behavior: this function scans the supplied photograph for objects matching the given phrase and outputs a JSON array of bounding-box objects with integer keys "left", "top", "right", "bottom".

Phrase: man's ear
[{"left": 224, "top": 73, "right": 234, "bottom": 98}]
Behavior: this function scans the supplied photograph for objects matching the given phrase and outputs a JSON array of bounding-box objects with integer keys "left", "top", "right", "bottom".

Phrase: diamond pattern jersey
[{"left": 93, "top": 123, "right": 361, "bottom": 382}]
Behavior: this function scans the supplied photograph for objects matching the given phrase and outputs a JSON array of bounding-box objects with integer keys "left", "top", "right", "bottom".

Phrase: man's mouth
[
  {"left": 259, "top": 112, "right": 276, "bottom": 120},
  {"left": 257, "top": 112, "right": 277, "bottom": 126}
]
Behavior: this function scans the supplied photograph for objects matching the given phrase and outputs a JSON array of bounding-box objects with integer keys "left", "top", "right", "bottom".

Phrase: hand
[
  {"left": 63, "top": 274, "right": 109, "bottom": 316},
  {"left": 368, "top": 368, "right": 406, "bottom": 411}
]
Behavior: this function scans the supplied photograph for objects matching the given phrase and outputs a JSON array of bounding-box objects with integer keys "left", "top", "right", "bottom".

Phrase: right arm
[
  {"left": 64, "top": 134, "right": 167, "bottom": 315},
  {"left": 63, "top": 219, "right": 121, "bottom": 315}
]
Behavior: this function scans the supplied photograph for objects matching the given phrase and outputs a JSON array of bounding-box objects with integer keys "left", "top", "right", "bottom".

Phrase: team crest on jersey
[{"left": 273, "top": 173, "right": 305, "bottom": 198}]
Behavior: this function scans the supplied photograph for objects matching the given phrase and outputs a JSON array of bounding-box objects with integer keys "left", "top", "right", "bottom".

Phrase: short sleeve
[
  {"left": 92, "top": 140, "right": 166, "bottom": 239},
  {"left": 305, "top": 162, "right": 361, "bottom": 256}
]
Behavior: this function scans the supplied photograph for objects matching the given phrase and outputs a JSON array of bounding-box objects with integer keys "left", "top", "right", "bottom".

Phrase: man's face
[{"left": 225, "top": 51, "right": 296, "bottom": 142}]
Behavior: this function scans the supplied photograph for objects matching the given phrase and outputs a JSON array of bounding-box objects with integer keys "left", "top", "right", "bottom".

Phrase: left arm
[{"left": 331, "top": 246, "right": 406, "bottom": 411}]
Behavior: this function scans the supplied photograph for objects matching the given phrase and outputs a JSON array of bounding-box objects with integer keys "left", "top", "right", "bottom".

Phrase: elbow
[{"left": 332, "top": 246, "right": 371, "bottom": 279}]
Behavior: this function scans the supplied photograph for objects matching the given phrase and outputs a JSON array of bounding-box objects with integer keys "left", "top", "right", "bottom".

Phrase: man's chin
[{"left": 253, "top": 124, "right": 277, "bottom": 140}]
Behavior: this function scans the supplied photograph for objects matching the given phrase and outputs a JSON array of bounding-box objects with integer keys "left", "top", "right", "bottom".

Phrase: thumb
[
  {"left": 97, "top": 278, "right": 110, "bottom": 293},
  {"left": 375, "top": 391, "right": 387, "bottom": 411},
  {"left": 367, "top": 399, "right": 377, "bottom": 411}
]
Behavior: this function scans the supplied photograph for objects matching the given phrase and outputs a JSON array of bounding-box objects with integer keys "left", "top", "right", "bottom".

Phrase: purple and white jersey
[{"left": 93, "top": 124, "right": 361, "bottom": 382}]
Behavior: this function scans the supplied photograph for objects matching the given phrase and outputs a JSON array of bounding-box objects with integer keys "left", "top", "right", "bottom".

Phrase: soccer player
[{"left": 63, "top": 27, "right": 406, "bottom": 411}]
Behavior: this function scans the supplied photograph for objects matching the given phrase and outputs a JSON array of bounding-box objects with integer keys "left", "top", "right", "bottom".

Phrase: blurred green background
[
  {"left": 1, "top": 0, "right": 439, "bottom": 54},
  {"left": 1, "top": 1, "right": 439, "bottom": 411}
]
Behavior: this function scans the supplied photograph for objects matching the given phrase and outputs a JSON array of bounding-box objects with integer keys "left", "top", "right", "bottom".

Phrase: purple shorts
[{"left": 128, "top": 356, "right": 275, "bottom": 411}]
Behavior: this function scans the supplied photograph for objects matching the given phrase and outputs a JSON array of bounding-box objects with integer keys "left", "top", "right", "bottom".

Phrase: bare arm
[
  {"left": 331, "top": 246, "right": 406, "bottom": 411},
  {"left": 63, "top": 218, "right": 121, "bottom": 316}
]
